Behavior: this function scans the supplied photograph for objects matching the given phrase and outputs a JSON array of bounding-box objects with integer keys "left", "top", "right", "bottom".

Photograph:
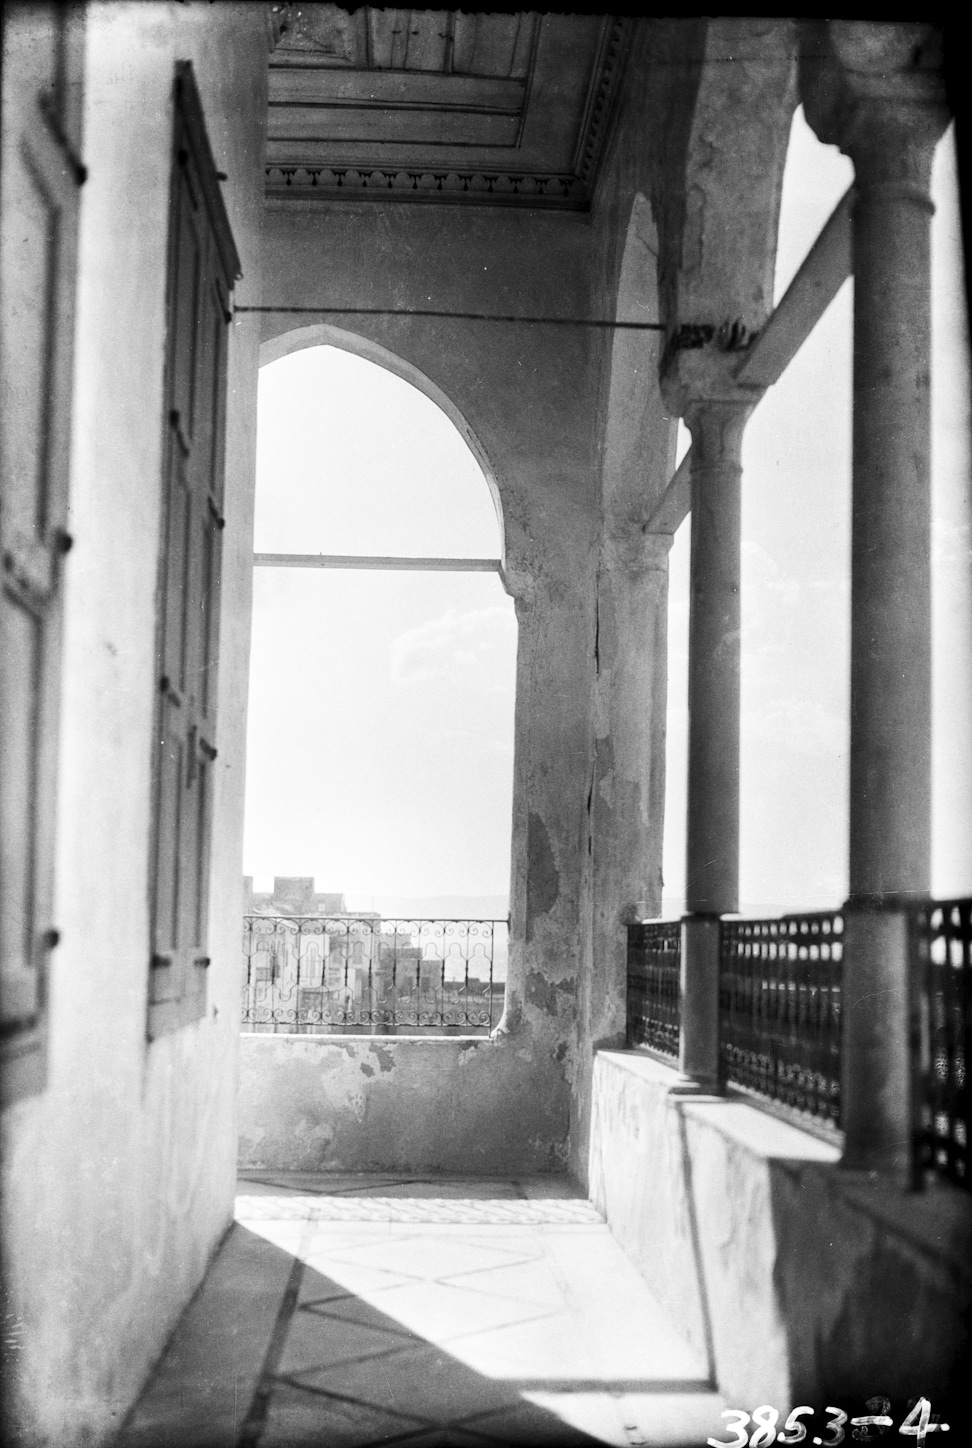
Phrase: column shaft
[
  {"left": 677, "top": 396, "right": 754, "bottom": 1092},
  {"left": 849, "top": 130, "right": 935, "bottom": 902},
  {"left": 841, "top": 111, "right": 943, "bottom": 1172},
  {"left": 685, "top": 401, "right": 749, "bottom": 915}
]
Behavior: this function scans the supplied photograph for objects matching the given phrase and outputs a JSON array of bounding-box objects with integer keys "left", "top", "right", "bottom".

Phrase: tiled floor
[{"left": 117, "top": 1174, "right": 725, "bottom": 1447}]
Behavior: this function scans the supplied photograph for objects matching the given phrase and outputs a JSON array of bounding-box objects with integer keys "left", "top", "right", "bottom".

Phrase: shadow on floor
[{"left": 116, "top": 1174, "right": 722, "bottom": 1448}]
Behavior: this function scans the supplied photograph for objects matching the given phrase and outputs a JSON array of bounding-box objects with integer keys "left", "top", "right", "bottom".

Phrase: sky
[
  {"left": 243, "top": 108, "right": 971, "bottom": 919},
  {"left": 243, "top": 348, "right": 516, "bottom": 913}
]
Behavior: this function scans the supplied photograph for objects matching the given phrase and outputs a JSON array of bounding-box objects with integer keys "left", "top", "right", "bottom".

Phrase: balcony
[
  {"left": 626, "top": 896, "right": 971, "bottom": 1184},
  {"left": 242, "top": 913, "right": 508, "bottom": 1037}
]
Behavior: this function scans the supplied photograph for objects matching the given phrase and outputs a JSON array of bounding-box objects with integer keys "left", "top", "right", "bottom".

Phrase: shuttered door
[
  {"left": 148, "top": 63, "right": 239, "bottom": 1038},
  {"left": 0, "top": 5, "right": 85, "bottom": 1102}
]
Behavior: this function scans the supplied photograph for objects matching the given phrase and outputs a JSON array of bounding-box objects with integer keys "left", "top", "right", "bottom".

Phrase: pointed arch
[{"left": 259, "top": 323, "right": 506, "bottom": 566}]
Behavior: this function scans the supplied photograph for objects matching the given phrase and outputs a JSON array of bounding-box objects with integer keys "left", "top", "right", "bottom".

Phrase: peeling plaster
[
  {"left": 526, "top": 812, "right": 560, "bottom": 937},
  {"left": 526, "top": 970, "right": 577, "bottom": 1017}
]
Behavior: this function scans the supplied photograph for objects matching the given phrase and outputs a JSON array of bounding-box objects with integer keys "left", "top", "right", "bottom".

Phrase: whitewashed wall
[{"left": 1, "top": 6, "right": 266, "bottom": 1443}]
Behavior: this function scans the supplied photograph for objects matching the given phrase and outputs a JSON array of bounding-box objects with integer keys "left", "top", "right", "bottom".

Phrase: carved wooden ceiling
[{"left": 266, "top": 7, "right": 630, "bottom": 208}]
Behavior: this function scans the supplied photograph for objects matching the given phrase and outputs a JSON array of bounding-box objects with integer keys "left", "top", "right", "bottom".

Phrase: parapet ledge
[
  {"left": 595, "top": 1048, "right": 840, "bottom": 1165},
  {"left": 594, "top": 1048, "right": 972, "bottom": 1281}
]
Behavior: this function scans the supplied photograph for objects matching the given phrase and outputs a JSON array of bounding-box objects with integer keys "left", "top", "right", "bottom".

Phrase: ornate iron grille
[
  {"left": 720, "top": 912, "right": 843, "bottom": 1127},
  {"left": 626, "top": 920, "right": 681, "bottom": 1058},
  {"left": 912, "top": 897, "right": 971, "bottom": 1189},
  {"left": 241, "top": 915, "right": 506, "bottom": 1036}
]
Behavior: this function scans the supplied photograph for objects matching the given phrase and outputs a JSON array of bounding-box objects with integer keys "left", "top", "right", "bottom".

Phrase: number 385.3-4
[{"left": 708, "top": 1398, "right": 950, "bottom": 1448}]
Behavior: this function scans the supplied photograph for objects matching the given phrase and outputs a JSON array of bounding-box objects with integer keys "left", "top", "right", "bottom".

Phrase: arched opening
[{"left": 242, "top": 340, "right": 516, "bottom": 1034}]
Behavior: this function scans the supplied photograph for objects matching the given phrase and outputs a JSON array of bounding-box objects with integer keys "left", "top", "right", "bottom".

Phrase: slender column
[
  {"left": 664, "top": 352, "right": 761, "bottom": 1092},
  {"left": 843, "top": 110, "right": 946, "bottom": 1172},
  {"left": 684, "top": 399, "right": 751, "bottom": 917},
  {"left": 848, "top": 113, "right": 941, "bottom": 903},
  {"left": 801, "top": 22, "right": 949, "bottom": 1172},
  {"left": 680, "top": 392, "right": 756, "bottom": 1089}
]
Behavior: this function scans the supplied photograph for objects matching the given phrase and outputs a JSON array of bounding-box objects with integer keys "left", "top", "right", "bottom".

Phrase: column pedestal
[{"left": 675, "top": 914, "right": 721, "bottom": 1094}]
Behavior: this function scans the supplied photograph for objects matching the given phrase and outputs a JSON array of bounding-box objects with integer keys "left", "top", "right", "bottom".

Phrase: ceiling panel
[{"left": 266, "top": 8, "right": 630, "bottom": 209}]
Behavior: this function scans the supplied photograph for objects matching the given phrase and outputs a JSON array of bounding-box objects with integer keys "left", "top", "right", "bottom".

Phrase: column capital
[
  {"left": 800, "top": 21, "right": 949, "bottom": 190},
  {"left": 601, "top": 523, "right": 673, "bottom": 575},
  {"left": 661, "top": 342, "right": 763, "bottom": 428}
]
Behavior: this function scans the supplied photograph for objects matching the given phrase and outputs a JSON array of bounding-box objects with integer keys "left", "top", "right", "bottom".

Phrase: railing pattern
[
  {"left": 242, "top": 916, "right": 507, "bottom": 1036},
  {"left": 626, "top": 920, "right": 681, "bottom": 1058},
  {"left": 912, "top": 897, "right": 971, "bottom": 1189},
  {"left": 720, "top": 912, "right": 843, "bottom": 1127}
]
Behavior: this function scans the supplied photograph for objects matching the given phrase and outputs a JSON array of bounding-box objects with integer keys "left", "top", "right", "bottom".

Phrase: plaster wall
[
  {"left": 0, "top": 6, "right": 266, "bottom": 1444},
  {"left": 589, "top": 1051, "right": 972, "bottom": 1407},
  {"left": 239, "top": 1034, "right": 569, "bottom": 1175},
  {"left": 569, "top": 31, "right": 685, "bottom": 1185},
  {"left": 258, "top": 200, "right": 605, "bottom": 1171}
]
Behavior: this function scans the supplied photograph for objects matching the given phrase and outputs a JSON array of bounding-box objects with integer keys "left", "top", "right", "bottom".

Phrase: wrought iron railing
[
  {"left": 912, "top": 897, "right": 971, "bottom": 1189},
  {"left": 720, "top": 911, "right": 843, "bottom": 1128},
  {"left": 241, "top": 915, "right": 507, "bottom": 1036},
  {"left": 626, "top": 920, "right": 681, "bottom": 1058}
]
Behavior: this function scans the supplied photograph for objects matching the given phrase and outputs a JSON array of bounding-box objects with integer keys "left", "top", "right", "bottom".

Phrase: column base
[
  {"left": 678, "top": 914, "right": 722, "bottom": 1088},
  {"left": 839, "top": 905, "right": 914, "bottom": 1178},
  {"left": 667, "top": 1073, "right": 722, "bottom": 1098}
]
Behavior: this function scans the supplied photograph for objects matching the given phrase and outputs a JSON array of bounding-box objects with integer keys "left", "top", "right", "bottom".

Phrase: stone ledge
[
  {"left": 595, "top": 1049, "right": 972, "bottom": 1278},
  {"left": 240, "top": 1032, "right": 494, "bottom": 1045},
  {"left": 599, "top": 1050, "right": 842, "bottom": 1163},
  {"left": 590, "top": 1047, "right": 972, "bottom": 1407}
]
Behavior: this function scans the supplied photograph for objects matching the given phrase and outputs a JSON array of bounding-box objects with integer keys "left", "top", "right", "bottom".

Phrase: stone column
[
  {"left": 801, "top": 21, "right": 949, "bottom": 1172},
  {"left": 664, "top": 351, "right": 761, "bottom": 1091}
]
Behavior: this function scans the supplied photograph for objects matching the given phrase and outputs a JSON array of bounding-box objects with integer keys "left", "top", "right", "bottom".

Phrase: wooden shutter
[
  {"left": 0, "top": 5, "right": 85, "bottom": 1102},
  {"left": 148, "top": 63, "right": 240, "bottom": 1038}
]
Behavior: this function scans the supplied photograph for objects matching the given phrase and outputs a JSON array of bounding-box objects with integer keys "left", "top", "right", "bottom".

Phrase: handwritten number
[
  {"left": 852, "top": 1398, "right": 893, "bottom": 1441},
  {"left": 708, "top": 1410, "right": 752, "bottom": 1448},
  {"left": 751, "top": 1406, "right": 781, "bottom": 1447},
  {"left": 822, "top": 1407, "right": 848, "bottom": 1446},
  {"left": 779, "top": 1407, "right": 815, "bottom": 1445},
  {"left": 899, "top": 1399, "right": 949, "bottom": 1446}
]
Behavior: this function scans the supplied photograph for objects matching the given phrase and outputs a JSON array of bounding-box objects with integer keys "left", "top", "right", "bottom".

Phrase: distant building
[
  {"left": 241, "top": 876, "right": 500, "bottom": 1032},
  {"left": 244, "top": 875, "right": 353, "bottom": 918}
]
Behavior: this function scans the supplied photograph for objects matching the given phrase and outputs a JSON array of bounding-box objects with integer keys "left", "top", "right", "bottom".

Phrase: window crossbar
[{"left": 253, "top": 552, "right": 502, "bottom": 572}]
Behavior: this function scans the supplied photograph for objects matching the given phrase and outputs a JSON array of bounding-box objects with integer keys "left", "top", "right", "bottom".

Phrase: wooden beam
[
  {"left": 734, "top": 185, "right": 854, "bottom": 388},
  {"left": 644, "top": 452, "right": 691, "bottom": 536},
  {"left": 643, "top": 186, "right": 855, "bottom": 535}
]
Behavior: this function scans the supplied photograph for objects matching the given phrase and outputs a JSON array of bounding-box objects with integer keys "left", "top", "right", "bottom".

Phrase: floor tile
[
  {"left": 444, "top": 1310, "right": 591, "bottom": 1380},
  {"left": 343, "top": 1278, "right": 554, "bottom": 1345},
  {"left": 462, "top": 1398, "right": 609, "bottom": 1445},
  {"left": 443, "top": 1257, "right": 570, "bottom": 1308},
  {"left": 607, "top": 1391, "right": 730, "bottom": 1446},
  {"left": 319, "top": 1233, "right": 537, "bottom": 1281},
  {"left": 294, "top": 1340, "right": 525, "bottom": 1425},
  {"left": 118, "top": 1176, "right": 724, "bottom": 1448},
  {"left": 277, "top": 1302, "right": 417, "bottom": 1375},
  {"left": 259, "top": 1379, "right": 418, "bottom": 1447},
  {"left": 298, "top": 1256, "right": 418, "bottom": 1299}
]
